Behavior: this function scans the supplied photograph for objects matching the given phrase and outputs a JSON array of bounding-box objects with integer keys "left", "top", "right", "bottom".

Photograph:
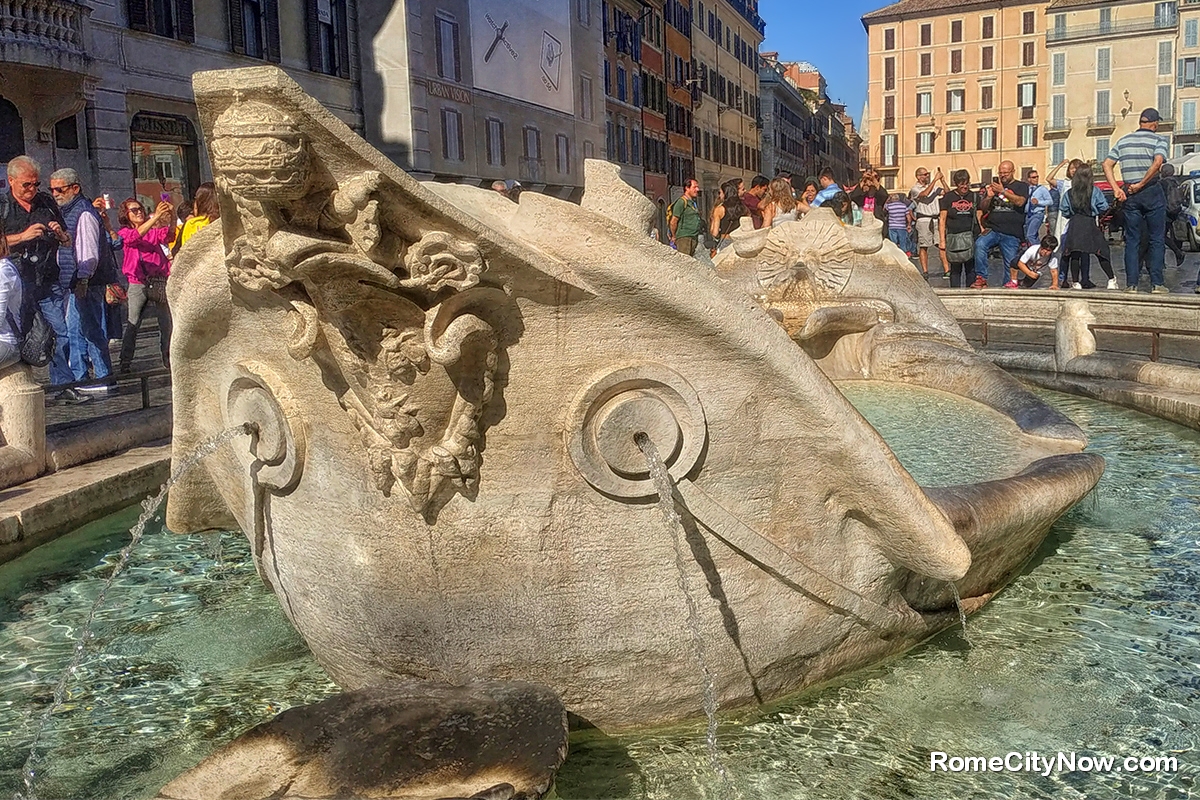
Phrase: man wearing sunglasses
[
  {"left": 50, "top": 169, "right": 117, "bottom": 397},
  {"left": 2, "top": 156, "right": 76, "bottom": 396}
]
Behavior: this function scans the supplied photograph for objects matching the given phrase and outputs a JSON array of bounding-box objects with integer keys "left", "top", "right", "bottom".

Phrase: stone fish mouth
[{"left": 164, "top": 68, "right": 1105, "bottom": 732}]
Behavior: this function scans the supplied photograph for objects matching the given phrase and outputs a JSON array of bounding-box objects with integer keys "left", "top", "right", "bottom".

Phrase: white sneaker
[
  {"left": 1071, "top": 282, "right": 1083, "bottom": 290},
  {"left": 1106, "top": 278, "right": 1118, "bottom": 290}
]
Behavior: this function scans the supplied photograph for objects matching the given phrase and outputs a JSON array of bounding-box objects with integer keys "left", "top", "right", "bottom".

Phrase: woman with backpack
[{"left": 1060, "top": 165, "right": 1115, "bottom": 290}]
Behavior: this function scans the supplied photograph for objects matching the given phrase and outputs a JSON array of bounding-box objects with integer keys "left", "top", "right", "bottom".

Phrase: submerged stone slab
[{"left": 156, "top": 681, "right": 568, "bottom": 800}]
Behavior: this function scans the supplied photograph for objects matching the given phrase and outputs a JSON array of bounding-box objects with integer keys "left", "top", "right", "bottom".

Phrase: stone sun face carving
[{"left": 206, "top": 95, "right": 503, "bottom": 519}]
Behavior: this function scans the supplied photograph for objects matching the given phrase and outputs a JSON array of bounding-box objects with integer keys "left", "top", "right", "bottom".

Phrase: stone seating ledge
[
  {"left": 937, "top": 291, "right": 1200, "bottom": 431},
  {"left": 0, "top": 441, "right": 171, "bottom": 566}
]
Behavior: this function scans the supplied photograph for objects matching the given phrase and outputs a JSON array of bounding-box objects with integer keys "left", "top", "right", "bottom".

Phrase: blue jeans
[
  {"left": 973, "top": 229, "right": 1021, "bottom": 282},
  {"left": 67, "top": 283, "right": 112, "bottom": 382},
  {"left": 888, "top": 228, "right": 912, "bottom": 255},
  {"left": 37, "top": 283, "right": 72, "bottom": 386},
  {"left": 1025, "top": 212, "right": 1045, "bottom": 246},
  {"left": 1122, "top": 183, "right": 1166, "bottom": 288}
]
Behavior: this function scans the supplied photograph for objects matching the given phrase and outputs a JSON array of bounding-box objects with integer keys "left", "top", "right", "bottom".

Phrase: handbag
[
  {"left": 106, "top": 284, "right": 127, "bottom": 305},
  {"left": 945, "top": 229, "right": 975, "bottom": 263},
  {"left": 145, "top": 277, "right": 168, "bottom": 306}
]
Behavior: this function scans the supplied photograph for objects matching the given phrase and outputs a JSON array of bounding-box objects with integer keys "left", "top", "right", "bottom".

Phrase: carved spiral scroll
[
  {"left": 567, "top": 363, "right": 706, "bottom": 499},
  {"left": 222, "top": 361, "right": 306, "bottom": 493}
]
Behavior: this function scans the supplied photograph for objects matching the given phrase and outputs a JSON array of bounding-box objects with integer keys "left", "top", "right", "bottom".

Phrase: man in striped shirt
[{"left": 1103, "top": 108, "right": 1171, "bottom": 293}]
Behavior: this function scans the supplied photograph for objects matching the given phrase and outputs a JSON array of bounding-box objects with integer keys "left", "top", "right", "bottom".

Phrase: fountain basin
[{"left": 0, "top": 389, "right": 1191, "bottom": 798}]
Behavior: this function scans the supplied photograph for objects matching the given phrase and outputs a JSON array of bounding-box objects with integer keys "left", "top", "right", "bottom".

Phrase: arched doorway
[{"left": 0, "top": 96, "right": 25, "bottom": 166}]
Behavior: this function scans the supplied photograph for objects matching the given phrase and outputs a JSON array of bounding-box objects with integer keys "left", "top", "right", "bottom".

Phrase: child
[{"left": 1005, "top": 235, "right": 1060, "bottom": 289}]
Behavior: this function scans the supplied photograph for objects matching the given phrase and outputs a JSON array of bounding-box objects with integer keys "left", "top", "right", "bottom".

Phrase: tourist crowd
[
  {"left": 669, "top": 108, "right": 1194, "bottom": 294},
  {"left": 0, "top": 155, "right": 219, "bottom": 403}
]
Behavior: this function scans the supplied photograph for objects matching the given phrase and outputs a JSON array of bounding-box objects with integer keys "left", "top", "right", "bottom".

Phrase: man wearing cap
[{"left": 1103, "top": 108, "right": 1171, "bottom": 293}]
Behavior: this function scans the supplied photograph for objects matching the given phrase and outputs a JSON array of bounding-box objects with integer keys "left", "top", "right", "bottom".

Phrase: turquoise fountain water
[{"left": 1, "top": 386, "right": 1196, "bottom": 799}]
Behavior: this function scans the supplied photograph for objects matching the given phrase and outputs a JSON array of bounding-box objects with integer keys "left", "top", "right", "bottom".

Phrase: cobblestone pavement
[
  {"left": 39, "top": 318, "right": 172, "bottom": 431},
  {"left": 917, "top": 240, "right": 1200, "bottom": 294}
]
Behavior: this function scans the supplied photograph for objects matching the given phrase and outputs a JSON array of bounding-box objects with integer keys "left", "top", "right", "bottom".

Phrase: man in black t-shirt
[
  {"left": 971, "top": 160, "right": 1028, "bottom": 288},
  {"left": 2, "top": 156, "right": 69, "bottom": 297}
]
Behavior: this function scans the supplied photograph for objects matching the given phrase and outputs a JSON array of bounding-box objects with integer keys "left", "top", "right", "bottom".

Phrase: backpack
[
  {"left": 1166, "top": 178, "right": 1186, "bottom": 219},
  {"left": 5, "top": 294, "right": 55, "bottom": 368}
]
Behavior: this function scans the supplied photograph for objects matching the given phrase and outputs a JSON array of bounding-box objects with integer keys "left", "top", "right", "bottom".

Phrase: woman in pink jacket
[{"left": 113, "top": 198, "right": 175, "bottom": 373}]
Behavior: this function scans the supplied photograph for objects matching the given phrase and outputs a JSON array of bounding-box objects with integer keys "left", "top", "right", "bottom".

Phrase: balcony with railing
[
  {"left": 1044, "top": 119, "right": 1073, "bottom": 138},
  {"left": 1047, "top": 13, "right": 1177, "bottom": 43},
  {"left": 726, "top": 0, "right": 766, "bottom": 36},
  {"left": 0, "top": 0, "right": 91, "bottom": 74},
  {"left": 1087, "top": 114, "right": 1116, "bottom": 133},
  {"left": 519, "top": 157, "right": 546, "bottom": 184}
]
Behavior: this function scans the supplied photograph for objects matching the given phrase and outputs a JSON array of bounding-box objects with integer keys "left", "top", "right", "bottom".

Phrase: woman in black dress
[{"left": 1060, "top": 167, "right": 1115, "bottom": 290}]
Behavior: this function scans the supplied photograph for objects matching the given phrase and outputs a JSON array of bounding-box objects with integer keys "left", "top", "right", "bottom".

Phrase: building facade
[
  {"left": 758, "top": 57, "right": 818, "bottom": 179},
  {"left": 363, "top": 0, "right": 605, "bottom": 198},
  {"left": 603, "top": 0, "right": 647, "bottom": 192},
  {"left": 758, "top": 55, "right": 862, "bottom": 183},
  {"left": 663, "top": 0, "right": 696, "bottom": 201},
  {"left": 1045, "top": 0, "right": 1181, "bottom": 168},
  {"left": 1, "top": 0, "right": 359, "bottom": 208},
  {"left": 641, "top": 3, "right": 670, "bottom": 220},
  {"left": 862, "top": 0, "right": 1050, "bottom": 190},
  {"left": 690, "top": 0, "right": 763, "bottom": 215}
]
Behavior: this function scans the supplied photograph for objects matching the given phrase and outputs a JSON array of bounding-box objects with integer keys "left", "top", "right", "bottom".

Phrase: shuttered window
[
  {"left": 442, "top": 109, "right": 463, "bottom": 161},
  {"left": 436, "top": 14, "right": 461, "bottom": 81},
  {"left": 1097, "top": 48, "right": 1111, "bottom": 81},
  {"left": 1052, "top": 53, "right": 1066, "bottom": 86},
  {"left": 228, "top": 0, "right": 280, "bottom": 62},
  {"left": 307, "top": 0, "right": 350, "bottom": 77},
  {"left": 1158, "top": 84, "right": 1173, "bottom": 117},
  {"left": 486, "top": 118, "right": 505, "bottom": 166},
  {"left": 127, "top": 0, "right": 194, "bottom": 42},
  {"left": 1052, "top": 94, "right": 1066, "bottom": 125},
  {"left": 1160, "top": 41, "right": 1174, "bottom": 76}
]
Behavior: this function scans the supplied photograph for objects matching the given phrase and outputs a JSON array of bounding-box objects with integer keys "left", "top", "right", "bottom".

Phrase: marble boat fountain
[{"left": 166, "top": 67, "right": 1104, "bottom": 745}]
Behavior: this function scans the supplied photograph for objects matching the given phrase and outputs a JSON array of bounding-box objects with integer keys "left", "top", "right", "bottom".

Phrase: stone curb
[{"left": 0, "top": 441, "right": 171, "bottom": 566}]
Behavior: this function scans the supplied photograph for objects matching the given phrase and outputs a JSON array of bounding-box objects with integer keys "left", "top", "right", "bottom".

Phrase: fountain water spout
[{"left": 634, "top": 431, "right": 733, "bottom": 800}]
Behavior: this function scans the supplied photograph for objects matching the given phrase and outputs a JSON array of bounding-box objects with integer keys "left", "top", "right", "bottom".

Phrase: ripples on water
[
  {"left": 0, "top": 514, "right": 338, "bottom": 799},
  {"left": 557, "top": 386, "right": 1200, "bottom": 799},
  {"left": 1, "top": 386, "right": 1197, "bottom": 799}
]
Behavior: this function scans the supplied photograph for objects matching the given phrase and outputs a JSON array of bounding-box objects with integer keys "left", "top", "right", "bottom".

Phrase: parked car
[{"left": 1178, "top": 177, "right": 1200, "bottom": 250}]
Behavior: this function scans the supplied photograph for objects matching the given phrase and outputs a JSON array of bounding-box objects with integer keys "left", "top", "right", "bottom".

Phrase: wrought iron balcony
[
  {"left": 0, "top": 0, "right": 91, "bottom": 74},
  {"left": 1044, "top": 119, "right": 1072, "bottom": 138},
  {"left": 519, "top": 157, "right": 545, "bottom": 184},
  {"left": 1047, "top": 14, "right": 1177, "bottom": 44},
  {"left": 1087, "top": 114, "right": 1116, "bottom": 133}
]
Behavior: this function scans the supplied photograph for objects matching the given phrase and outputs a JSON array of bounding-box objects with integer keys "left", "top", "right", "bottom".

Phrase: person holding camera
[
  {"left": 972, "top": 161, "right": 1029, "bottom": 288},
  {"left": 1, "top": 156, "right": 74, "bottom": 392}
]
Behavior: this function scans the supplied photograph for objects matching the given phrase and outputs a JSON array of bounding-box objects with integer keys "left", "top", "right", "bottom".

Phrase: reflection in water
[{"left": 0, "top": 388, "right": 1197, "bottom": 799}]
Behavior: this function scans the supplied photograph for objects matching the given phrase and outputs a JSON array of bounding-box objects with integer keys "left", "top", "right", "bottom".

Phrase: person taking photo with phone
[{"left": 972, "top": 161, "right": 1029, "bottom": 288}]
